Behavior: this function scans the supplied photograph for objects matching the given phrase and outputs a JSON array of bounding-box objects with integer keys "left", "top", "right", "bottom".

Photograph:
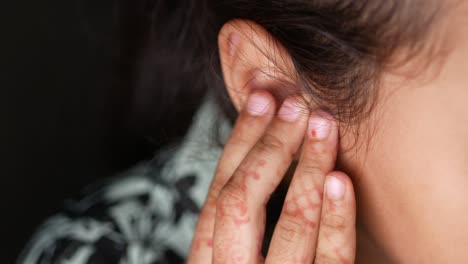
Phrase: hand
[{"left": 187, "top": 90, "right": 356, "bottom": 263}]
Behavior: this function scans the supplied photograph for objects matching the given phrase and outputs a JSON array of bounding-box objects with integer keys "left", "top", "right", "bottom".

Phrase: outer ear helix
[
  {"left": 227, "top": 32, "right": 241, "bottom": 59},
  {"left": 218, "top": 19, "right": 300, "bottom": 113}
]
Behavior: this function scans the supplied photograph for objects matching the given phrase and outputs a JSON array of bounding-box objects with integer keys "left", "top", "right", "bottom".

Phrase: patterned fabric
[{"left": 18, "top": 97, "right": 232, "bottom": 264}]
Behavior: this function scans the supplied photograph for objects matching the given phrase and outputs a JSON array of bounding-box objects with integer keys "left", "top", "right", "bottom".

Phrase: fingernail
[
  {"left": 326, "top": 176, "right": 345, "bottom": 200},
  {"left": 308, "top": 113, "right": 332, "bottom": 140},
  {"left": 246, "top": 92, "right": 271, "bottom": 116},
  {"left": 278, "top": 98, "right": 302, "bottom": 122}
]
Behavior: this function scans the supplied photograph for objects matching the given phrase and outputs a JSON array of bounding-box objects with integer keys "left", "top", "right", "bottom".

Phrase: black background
[{"left": 1, "top": 1, "right": 150, "bottom": 261}]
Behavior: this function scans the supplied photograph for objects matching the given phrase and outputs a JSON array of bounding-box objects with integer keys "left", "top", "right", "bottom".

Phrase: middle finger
[{"left": 266, "top": 112, "right": 338, "bottom": 263}]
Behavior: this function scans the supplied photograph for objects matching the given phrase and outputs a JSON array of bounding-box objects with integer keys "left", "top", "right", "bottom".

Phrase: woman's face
[{"left": 338, "top": 2, "right": 468, "bottom": 262}]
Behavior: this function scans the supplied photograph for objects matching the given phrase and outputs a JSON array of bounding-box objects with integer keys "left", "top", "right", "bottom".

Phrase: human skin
[
  {"left": 187, "top": 40, "right": 360, "bottom": 262},
  {"left": 339, "top": 3, "right": 468, "bottom": 262},
  {"left": 216, "top": 1, "right": 468, "bottom": 262},
  {"left": 187, "top": 90, "right": 357, "bottom": 263}
]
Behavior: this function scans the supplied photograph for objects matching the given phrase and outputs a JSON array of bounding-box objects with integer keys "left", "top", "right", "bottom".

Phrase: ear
[{"left": 218, "top": 20, "right": 299, "bottom": 112}]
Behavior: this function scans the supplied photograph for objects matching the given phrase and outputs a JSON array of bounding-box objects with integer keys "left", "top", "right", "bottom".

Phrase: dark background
[{"left": 1, "top": 1, "right": 151, "bottom": 261}]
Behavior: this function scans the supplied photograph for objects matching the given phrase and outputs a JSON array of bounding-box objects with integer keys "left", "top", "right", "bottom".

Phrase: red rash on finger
[
  {"left": 215, "top": 163, "right": 271, "bottom": 263},
  {"left": 207, "top": 239, "right": 213, "bottom": 248},
  {"left": 311, "top": 129, "right": 317, "bottom": 137},
  {"left": 236, "top": 200, "right": 248, "bottom": 215},
  {"left": 192, "top": 237, "right": 213, "bottom": 251},
  {"left": 230, "top": 191, "right": 250, "bottom": 226},
  {"left": 192, "top": 239, "right": 201, "bottom": 251},
  {"left": 218, "top": 172, "right": 252, "bottom": 227},
  {"left": 219, "top": 199, "right": 251, "bottom": 227},
  {"left": 290, "top": 256, "right": 307, "bottom": 264},
  {"left": 328, "top": 200, "right": 338, "bottom": 213},
  {"left": 219, "top": 236, "right": 248, "bottom": 264},
  {"left": 219, "top": 164, "right": 266, "bottom": 227},
  {"left": 233, "top": 215, "right": 251, "bottom": 226},
  {"left": 233, "top": 248, "right": 249, "bottom": 263},
  {"left": 334, "top": 247, "right": 351, "bottom": 264},
  {"left": 240, "top": 170, "right": 261, "bottom": 192},
  {"left": 251, "top": 171, "right": 261, "bottom": 180},
  {"left": 190, "top": 198, "right": 218, "bottom": 252},
  {"left": 246, "top": 170, "right": 261, "bottom": 180},
  {"left": 283, "top": 183, "right": 323, "bottom": 228},
  {"left": 257, "top": 159, "right": 267, "bottom": 167}
]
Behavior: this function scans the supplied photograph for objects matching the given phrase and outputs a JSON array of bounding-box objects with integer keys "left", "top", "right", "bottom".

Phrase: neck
[{"left": 355, "top": 223, "right": 393, "bottom": 263}]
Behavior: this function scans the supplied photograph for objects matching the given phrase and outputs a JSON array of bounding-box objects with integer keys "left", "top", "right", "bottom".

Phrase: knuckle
[
  {"left": 217, "top": 182, "right": 248, "bottom": 210},
  {"left": 230, "top": 130, "right": 253, "bottom": 147},
  {"left": 314, "top": 253, "right": 341, "bottom": 264},
  {"left": 303, "top": 145, "right": 329, "bottom": 163},
  {"left": 258, "top": 131, "right": 286, "bottom": 153},
  {"left": 299, "top": 160, "right": 326, "bottom": 178},
  {"left": 305, "top": 139, "right": 329, "bottom": 155},
  {"left": 321, "top": 214, "right": 347, "bottom": 232},
  {"left": 303, "top": 141, "right": 334, "bottom": 164},
  {"left": 276, "top": 215, "right": 306, "bottom": 243}
]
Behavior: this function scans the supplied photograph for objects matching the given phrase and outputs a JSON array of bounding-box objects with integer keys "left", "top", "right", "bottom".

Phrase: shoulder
[
  {"left": 18, "top": 161, "right": 202, "bottom": 264},
  {"left": 18, "top": 97, "right": 230, "bottom": 264}
]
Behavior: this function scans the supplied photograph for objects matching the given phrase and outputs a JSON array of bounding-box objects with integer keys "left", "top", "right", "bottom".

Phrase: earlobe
[{"left": 218, "top": 20, "right": 298, "bottom": 112}]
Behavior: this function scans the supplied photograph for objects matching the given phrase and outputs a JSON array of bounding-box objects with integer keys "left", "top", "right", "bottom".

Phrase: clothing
[{"left": 18, "top": 97, "right": 232, "bottom": 264}]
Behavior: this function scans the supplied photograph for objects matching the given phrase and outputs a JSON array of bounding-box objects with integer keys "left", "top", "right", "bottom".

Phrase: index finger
[{"left": 187, "top": 90, "right": 276, "bottom": 263}]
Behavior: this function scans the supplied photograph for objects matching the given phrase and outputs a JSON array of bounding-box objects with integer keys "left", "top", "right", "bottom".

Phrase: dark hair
[{"left": 113, "top": 0, "right": 441, "bottom": 151}]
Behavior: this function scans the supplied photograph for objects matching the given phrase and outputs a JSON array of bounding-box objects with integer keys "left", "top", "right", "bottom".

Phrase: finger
[
  {"left": 315, "top": 171, "right": 356, "bottom": 264},
  {"left": 213, "top": 97, "right": 309, "bottom": 263},
  {"left": 187, "top": 90, "right": 276, "bottom": 263},
  {"left": 266, "top": 112, "right": 338, "bottom": 263}
]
